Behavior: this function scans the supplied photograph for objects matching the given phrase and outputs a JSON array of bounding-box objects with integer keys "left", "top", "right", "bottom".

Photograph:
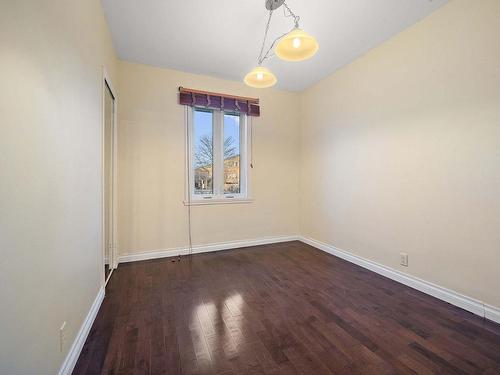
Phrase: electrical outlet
[
  {"left": 59, "top": 321, "right": 67, "bottom": 352},
  {"left": 400, "top": 253, "right": 409, "bottom": 267}
]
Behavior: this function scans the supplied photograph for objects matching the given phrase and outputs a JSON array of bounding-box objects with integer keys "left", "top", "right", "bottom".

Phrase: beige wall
[
  {"left": 299, "top": 0, "right": 500, "bottom": 308},
  {"left": 2, "top": 1, "right": 499, "bottom": 373},
  {"left": 117, "top": 61, "right": 300, "bottom": 255},
  {"left": 0, "top": 1, "right": 117, "bottom": 373}
]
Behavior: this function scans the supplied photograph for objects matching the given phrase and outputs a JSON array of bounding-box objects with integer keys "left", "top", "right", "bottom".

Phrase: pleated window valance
[{"left": 178, "top": 87, "right": 260, "bottom": 117}]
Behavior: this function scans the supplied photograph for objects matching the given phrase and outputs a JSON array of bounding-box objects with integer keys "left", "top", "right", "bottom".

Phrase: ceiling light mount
[
  {"left": 265, "top": 0, "right": 285, "bottom": 11},
  {"left": 244, "top": 1, "right": 319, "bottom": 88}
]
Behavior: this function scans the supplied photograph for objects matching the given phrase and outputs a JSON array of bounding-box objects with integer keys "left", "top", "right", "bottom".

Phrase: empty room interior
[{"left": 2, "top": 0, "right": 500, "bottom": 374}]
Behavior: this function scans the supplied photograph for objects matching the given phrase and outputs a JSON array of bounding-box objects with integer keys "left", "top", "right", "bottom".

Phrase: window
[
  {"left": 223, "top": 113, "right": 240, "bottom": 194},
  {"left": 187, "top": 107, "right": 250, "bottom": 203},
  {"left": 193, "top": 109, "right": 213, "bottom": 195}
]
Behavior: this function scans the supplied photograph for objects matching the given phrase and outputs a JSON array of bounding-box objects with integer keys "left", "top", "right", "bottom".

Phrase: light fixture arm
[
  {"left": 283, "top": 2, "right": 300, "bottom": 28},
  {"left": 257, "top": 10, "right": 274, "bottom": 65},
  {"left": 257, "top": 1, "right": 300, "bottom": 66}
]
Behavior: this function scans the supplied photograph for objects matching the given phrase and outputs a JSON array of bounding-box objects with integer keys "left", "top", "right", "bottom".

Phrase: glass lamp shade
[
  {"left": 275, "top": 28, "right": 319, "bottom": 62},
  {"left": 244, "top": 66, "right": 277, "bottom": 88}
]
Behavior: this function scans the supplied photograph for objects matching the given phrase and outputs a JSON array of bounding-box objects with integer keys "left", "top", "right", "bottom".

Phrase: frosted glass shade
[
  {"left": 275, "top": 28, "right": 319, "bottom": 62},
  {"left": 244, "top": 66, "right": 277, "bottom": 88}
]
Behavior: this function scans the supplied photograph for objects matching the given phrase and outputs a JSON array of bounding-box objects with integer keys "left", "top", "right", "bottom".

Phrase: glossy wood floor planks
[{"left": 73, "top": 241, "right": 500, "bottom": 374}]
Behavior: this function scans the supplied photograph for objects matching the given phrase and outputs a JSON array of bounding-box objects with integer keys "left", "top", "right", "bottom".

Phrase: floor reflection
[{"left": 191, "top": 292, "right": 246, "bottom": 366}]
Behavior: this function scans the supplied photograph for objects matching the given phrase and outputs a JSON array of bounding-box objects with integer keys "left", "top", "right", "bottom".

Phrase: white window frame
[{"left": 185, "top": 106, "right": 252, "bottom": 205}]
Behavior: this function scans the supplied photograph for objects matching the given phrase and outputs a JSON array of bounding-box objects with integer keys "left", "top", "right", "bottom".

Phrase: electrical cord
[
  {"left": 186, "top": 106, "right": 193, "bottom": 262},
  {"left": 283, "top": 2, "right": 300, "bottom": 27},
  {"left": 250, "top": 117, "right": 254, "bottom": 169},
  {"left": 174, "top": 106, "right": 194, "bottom": 263}
]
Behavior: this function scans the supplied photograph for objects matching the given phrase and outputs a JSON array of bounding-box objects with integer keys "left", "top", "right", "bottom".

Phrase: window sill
[{"left": 183, "top": 198, "right": 254, "bottom": 206}]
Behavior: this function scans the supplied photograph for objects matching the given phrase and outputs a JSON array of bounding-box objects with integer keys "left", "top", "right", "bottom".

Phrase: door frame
[{"left": 101, "top": 66, "right": 118, "bottom": 286}]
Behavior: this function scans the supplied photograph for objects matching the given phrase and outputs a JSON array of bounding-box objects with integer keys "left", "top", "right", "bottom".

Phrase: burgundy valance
[{"left": 179, "top": 87, "right": 260, "bottom": 117}]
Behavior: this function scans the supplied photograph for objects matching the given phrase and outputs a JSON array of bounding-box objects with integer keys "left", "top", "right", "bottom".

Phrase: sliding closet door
[{"left": 103, "top": 82, "right": 115, "bottom": 282}]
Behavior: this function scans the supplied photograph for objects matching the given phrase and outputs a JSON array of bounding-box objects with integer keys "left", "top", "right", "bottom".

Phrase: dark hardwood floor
[{"left": 73, "top": 241, "right": 500, "bottom": 374}]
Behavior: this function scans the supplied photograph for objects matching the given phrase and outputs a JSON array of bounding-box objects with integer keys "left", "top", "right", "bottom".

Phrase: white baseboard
[
  {"left": 58, "top": 287, "right": 105, "bottom": 375},
  {"left": 118, "top": 235, "right": 300, "bottom": 263},
  {"left": 485, "top": 305, "right": 500, "bottom": 324},
  {"left": 300, "top": 236, "right": 500, "bottom": 325}
]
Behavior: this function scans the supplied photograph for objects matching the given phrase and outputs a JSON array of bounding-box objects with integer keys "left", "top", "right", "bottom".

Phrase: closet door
[{"left": 103, "top": 81, "right": 116, "bottom": 282}]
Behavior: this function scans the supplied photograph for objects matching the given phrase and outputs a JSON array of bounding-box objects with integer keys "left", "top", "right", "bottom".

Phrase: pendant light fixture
[
  {"left": 244, "top": 0, "right": 319, "bottom": 88},
  {"left": 244, "top": 66, "right": 278, "bottom": 89},
  {"left": 275, "top": 28, "right": 319, "bottom": 62}
]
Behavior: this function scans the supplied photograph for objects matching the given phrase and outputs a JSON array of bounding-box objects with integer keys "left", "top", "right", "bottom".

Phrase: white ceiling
[{"left": 102, "top": 0, "right": 448, "bottom": 91}]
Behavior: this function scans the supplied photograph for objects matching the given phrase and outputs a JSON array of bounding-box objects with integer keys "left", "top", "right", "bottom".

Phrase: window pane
[
  {"left": 223, "top": 113, "right": 240, "bottom": 194},
  {"left": 193, "top": 109, "right": 213, "bottom": 195}
]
